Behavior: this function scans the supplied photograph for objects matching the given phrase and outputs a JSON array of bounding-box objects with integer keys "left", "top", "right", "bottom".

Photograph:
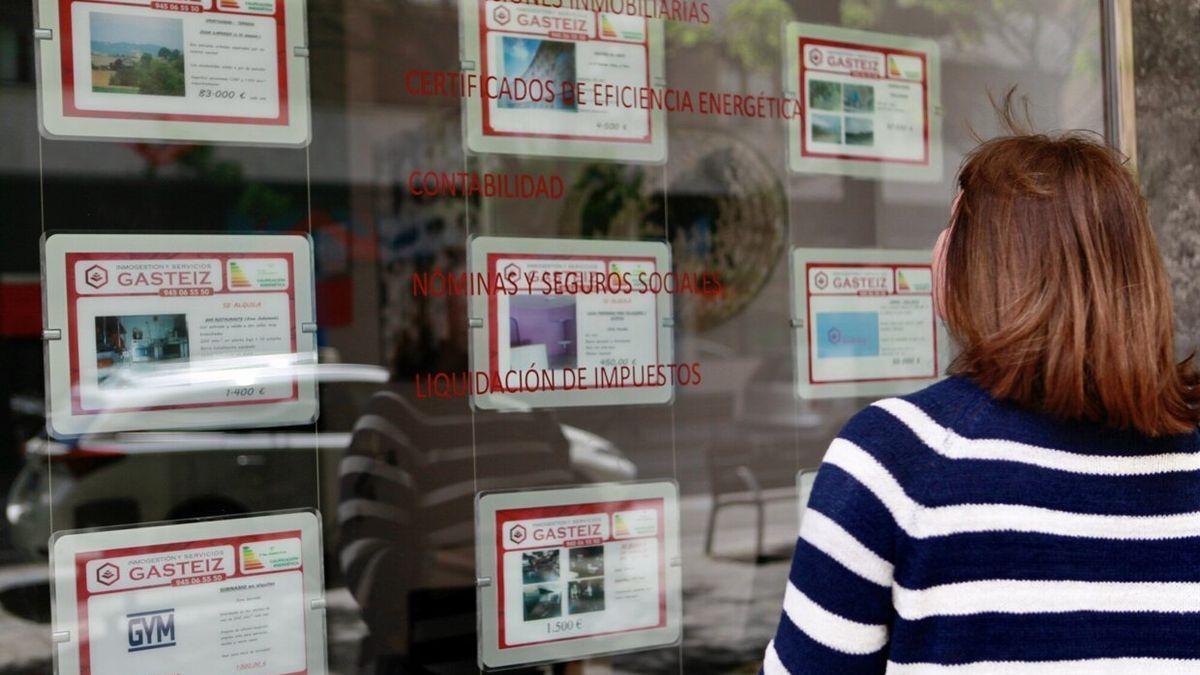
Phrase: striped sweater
[{"left": 763, "top": 375, "right": 1200, "bottom": 674}]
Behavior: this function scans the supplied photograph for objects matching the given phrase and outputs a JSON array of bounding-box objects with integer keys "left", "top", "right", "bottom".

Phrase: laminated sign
[
  {"left": 476, "top": 483, "right": 682, "bottom": 669},
  {"left": 35, "top": 0, "right": 311, "bottom": 145},
  {"left": 785, "top": 22, "right": 942, "bottom": 181},
  {"left": 41, "top": 233, "right": 318, "bottom": 436},
  {"left": 467, "top": 236, "right": 675, "bottom": 410},
  {"left": 50, "top": 511, "right": 327, "bottom": 675},
  {"left": 791, "top": 247, "right": 950, "bottom": 399},
  {"left": 459, "top": 0, "right": 667, "bottom": 162}
]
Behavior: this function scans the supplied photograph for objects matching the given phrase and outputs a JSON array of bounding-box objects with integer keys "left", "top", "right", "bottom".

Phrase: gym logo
[
  {"left": 127, "top": 609, "right": 176, "bottom": 652},
  {"left": 509, "top": 524, "right": 528, "bottom": 545},
  {"left": 95, "top": 562, "right": 120, "bottom": 586},
  {"left": 84, "top": 265, "right": 109, "bottom": 289}
]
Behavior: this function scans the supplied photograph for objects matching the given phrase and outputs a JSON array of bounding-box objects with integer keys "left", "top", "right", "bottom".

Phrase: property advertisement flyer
[
  {"left": 468, "top": 236, "right": 674, "bottom": 410},
  {"left": 785, "top": 23, "right": 941, "bottom": 181},
  {"left": 476, "top": 483, "right": 682, "bottom": 669},
  {"left": 42, "top": 233, "right": 318, "bottom": 436},
  {"left": 459, "top": 0, "right": 667, "bottom": 162},
  {"left": 791, "top": 248, "right": 949, "bottom": 399},
  {"left": 51, "top": 511, "right": 326, "bottom": 675},
  {"left": 35, "top": 0, "right": 311, "bottom": 145},
  {"left": 491, "top": 255, "right": 659, "bottom": 382}
]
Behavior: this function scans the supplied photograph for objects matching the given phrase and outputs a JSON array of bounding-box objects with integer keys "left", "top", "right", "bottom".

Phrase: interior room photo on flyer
[{"left": 1, "top": 0, "right": 1198, "bottom": 673}]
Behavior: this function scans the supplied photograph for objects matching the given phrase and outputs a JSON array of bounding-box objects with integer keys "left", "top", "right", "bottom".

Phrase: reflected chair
[{"left": 703, "top": 435, "right": 801, "bottom": 564}]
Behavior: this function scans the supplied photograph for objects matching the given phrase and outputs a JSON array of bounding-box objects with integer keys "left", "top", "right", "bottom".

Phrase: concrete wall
[{"left": 1133, "top": 0, "right": 1200, "bottom": 354}]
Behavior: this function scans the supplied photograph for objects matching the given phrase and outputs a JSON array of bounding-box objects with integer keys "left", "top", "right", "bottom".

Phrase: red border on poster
[
  {"left": 72, "top": 529, "right": 308, "bottom": 675},
  {"left": 493, "top": 498, "right": 668, "bottom": 650},
  {"left": 477, "top": 0, "right": 654, "bottom": 144},
  {"left": 57, "top": 0, "right": 290, "bottom": 125},
  {"left": 484, "top": 252, "right": 661, "bottom": 389},
  {"left": 804, "top": 262, "right": 939, "bottom": 385},
  {"left": 65, "top": 251, "right": 300, "bottom": 415},
  {"left": 798, "top": 37, "right": 930, "bottom": 166}
]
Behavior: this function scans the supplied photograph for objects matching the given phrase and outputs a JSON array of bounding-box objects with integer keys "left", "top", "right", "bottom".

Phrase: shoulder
[
  {"left": 828, "top": 377, "right": 991, "bottom": 486},
  {"left": 838, "top": 377, "right": 989, "bottom": 450}
]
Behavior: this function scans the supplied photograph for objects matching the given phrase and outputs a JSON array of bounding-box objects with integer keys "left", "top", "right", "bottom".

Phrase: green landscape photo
[
  {"left": 90, "top": 12, "right": 184, "bottom": 96},
  {"left": 809, "top": 80, "right": 842, "bottom": 112},
  {"left": 811, "top": 113, "right": 843, "bottom": 144},
  {"left": 845, "top": 116, "right": 875, "bottom": 146}
]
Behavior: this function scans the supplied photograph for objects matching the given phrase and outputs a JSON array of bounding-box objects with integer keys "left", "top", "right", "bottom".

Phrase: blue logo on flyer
[
  {"left": 816, "top": 312, "right": 880, "bottom": 358},
  {"left": 127, "top": 609, "right": 176, "bottom": 652}
]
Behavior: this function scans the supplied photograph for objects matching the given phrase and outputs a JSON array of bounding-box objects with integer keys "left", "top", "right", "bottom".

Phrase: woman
[{"left": 763, "top": 118, "right": 1200, "bottom": 674}]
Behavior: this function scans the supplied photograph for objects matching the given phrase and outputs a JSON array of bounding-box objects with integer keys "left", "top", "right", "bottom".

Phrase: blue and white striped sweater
[{"left": 763, "top": 376, "right": 1200, "bottom": 674}]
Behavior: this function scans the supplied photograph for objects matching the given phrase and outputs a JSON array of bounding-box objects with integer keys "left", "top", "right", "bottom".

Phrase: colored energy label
[
  {"left": 229, "top": 261, "right": 252, "bottom": 288},
  {"left": 601, "top": 16, "right": 618, "bottom": 39},
  {"left": 242, "top": 545, "right": 266, "bottom": 571},
  {"left": 614, "top": 513, "right": 631, "bottom": 537}
]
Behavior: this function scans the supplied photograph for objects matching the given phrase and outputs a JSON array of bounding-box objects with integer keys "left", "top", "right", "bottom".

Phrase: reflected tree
[
  {"left": 839, "top": 0, "right": 1098, "bottom": 76},
  {"left": 668, "top": 0, "right": 796, "bottom": 88}
]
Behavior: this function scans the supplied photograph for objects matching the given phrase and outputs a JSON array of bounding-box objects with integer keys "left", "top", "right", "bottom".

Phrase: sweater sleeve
[{"left": 762, "top": 417, "right": 901, "bottom": 674}]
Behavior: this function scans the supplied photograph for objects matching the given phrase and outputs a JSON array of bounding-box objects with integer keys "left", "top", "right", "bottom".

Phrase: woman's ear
[
  {"left": 932, "top": 191, "right": 960, "bottom": 321},
  {"left": 932, "top": 226, "right": 951, "bottom": 321}
]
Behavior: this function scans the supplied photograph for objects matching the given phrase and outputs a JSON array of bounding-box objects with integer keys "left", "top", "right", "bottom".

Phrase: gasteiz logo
[
  {"left": 127, "top": 608, "right": 176, "bottom": 652},
  {"left": 95, "top": 562, "right": 120, "bottom": 586},
  {"left": 509, "top": 524, "right": 528, "bottom": 545},
  {"left": 84, "top": 264, "right": 109, "bottom": 289},
  {"left": 809, "top": 48, "right": 823, "bottom": 66},
  {"left": 493, "top": 5, "right": 511, "bottom": 25},
  {"left": 813, "top": 271, "right": 829, "bottom": 290}
]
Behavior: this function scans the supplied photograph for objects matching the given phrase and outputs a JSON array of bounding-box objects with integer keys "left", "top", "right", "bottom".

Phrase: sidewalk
[{"left": 0, "top": 564, "right": 52, "bottom": 675}]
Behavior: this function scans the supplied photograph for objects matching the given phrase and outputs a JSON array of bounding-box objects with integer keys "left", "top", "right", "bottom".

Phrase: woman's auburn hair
[{"left": 943, "top": 113, "right": 1200, "bottom": 437}]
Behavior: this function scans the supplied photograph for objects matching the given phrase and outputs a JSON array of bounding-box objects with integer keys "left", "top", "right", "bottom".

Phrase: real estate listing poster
[
  {"left": 476, "top": 482, "right": 682, "bottom": 669},
  {"left": 459, "top": 0, "right": 667, "bottom": 162},
  {"left": 42, "top": 232, "right": 317, "bottom": 436},
  {"left": 468, "top": 236, "right": 674, "bottom": 410},
  {"left": 785, "top": 23, "right": 941, "bottom": 181},
  {"left": 35, "top": 0, "right": 311, "bottom": 145},
  {"left": 791, "top": 247, "right": 949, "bottom": 399},
  {"left": 50, "top": 511, "right": 326, "bottom": 675}
]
